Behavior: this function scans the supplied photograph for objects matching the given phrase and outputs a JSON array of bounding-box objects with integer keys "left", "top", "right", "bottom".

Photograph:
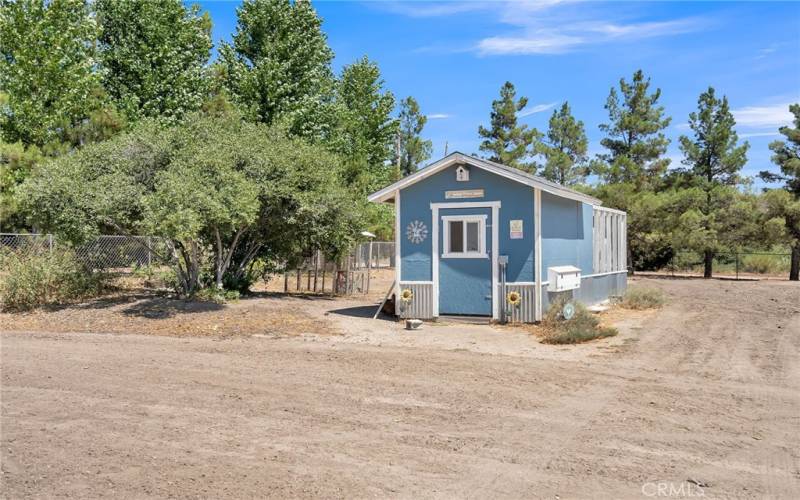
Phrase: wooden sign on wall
[{"left": 445, "top": 189, "right": 484, "bottom": 199}]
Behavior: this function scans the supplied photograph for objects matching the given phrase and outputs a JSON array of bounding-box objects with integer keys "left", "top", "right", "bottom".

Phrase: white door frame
[{"left": 431, "top": 201, "right": 501, "bottom": 319}]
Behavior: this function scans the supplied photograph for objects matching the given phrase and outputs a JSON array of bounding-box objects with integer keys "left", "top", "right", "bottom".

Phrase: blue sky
[{"left": 197, "top": 1, "right": 800, "bottom": 187}]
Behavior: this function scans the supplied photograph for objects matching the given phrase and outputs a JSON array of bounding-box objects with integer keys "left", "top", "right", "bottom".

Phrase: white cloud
[
  {"left": 376, "top": 0, "right": 569, "bottom": 20},
  {"left": 478, "top": 33, "right": 583, "bottom": 55},
  {"left": 393, "top": 0, "right": 708, "bottom": 56},
  {"left": 519, "top": 102, "right": 558, "bottom": 116},
  {"left": 732, "top": 103, "right": 794, "bottom": 128},
  {"left": 738, "top": 131, "right": 780, "bottom": 139},
  {"left": 372, "top": 1, "right": 491, "bottom": 18},
  {"left": 586, "top": 19, "right": 702, "bottom": 39},
  {"left": 476, "top": 17, "right": 705, "bottom": 56},
  {"left": 427, "top": 113, "right": 451, "bottom": 120}
]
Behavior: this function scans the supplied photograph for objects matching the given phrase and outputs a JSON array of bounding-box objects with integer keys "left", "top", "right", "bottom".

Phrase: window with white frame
[{"left": 442, "top": 215, "right": 487, "bottom": 258}]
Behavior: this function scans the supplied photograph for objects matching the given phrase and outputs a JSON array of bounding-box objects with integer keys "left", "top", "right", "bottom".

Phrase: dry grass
[
  {"left": 621, "top": 287, "right": 666, "bottom": 310},
  {"left": 539, "top": 296, "right": 618, "bottom": 344},
  {"left": 1, "top": 281, "right": 338, "bottom": 339}
]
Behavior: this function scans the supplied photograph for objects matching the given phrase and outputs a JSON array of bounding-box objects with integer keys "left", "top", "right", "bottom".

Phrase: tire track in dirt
[
  {"left": 621, "top": 279, "right": 800, "bottom": 498},
  {"left": 2, "top": 278, "right": 799, "bottom": 498}
]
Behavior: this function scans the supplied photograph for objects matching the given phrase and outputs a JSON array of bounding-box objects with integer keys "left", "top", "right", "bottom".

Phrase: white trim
[
  {"left": 394, "top": 190, "right": 401, "bottom": 301},
  {"left": 440, "top": 215, "right": 488, "bottom": 221},
  {"left": 368, "top": 153, "right": 601, "bottom": 206},
  {"left": 506, "top": 281, "right": 536, "bottom": 286},
  {"left": 534, "top": 188, "right": 542, "bottom": 322},
  {"left": 431, "top": 200, "right": 501, "bottom": 210},
  {"left": 441, "top": 253, "right": 489, "bottom": 259},
  {"left": 491, "top": 204, "right": 499, "bottom": 320},
  {"left": 399, "top": 280, "right": 434, "bottom": 285},
  {"left": 431, "top": 205, "right": 439, "bottom": 317},
  {"left": 441, "top": 214, "right": 487, "bottom": 258},
  {"left": 582, "top": 270, "right": 627, "bottom": 279},
  {"left": 592, "top": 205, "right": 626, "bottom": 216}
]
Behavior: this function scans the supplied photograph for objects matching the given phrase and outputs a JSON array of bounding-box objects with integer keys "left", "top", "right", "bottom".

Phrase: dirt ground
[{"left": 1, "top": 277, "right": 799, "bottom": 499}]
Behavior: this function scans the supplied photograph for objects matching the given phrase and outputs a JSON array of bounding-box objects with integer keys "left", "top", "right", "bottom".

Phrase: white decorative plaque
[
  {"left": 445, "top": 189, "right": 484, "bottom": 199},
  {"left": 510, "top": 219, "right": 523, "bottom": 239}
]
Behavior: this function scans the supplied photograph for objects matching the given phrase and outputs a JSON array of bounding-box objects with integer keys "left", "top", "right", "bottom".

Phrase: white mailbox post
[{"left": 547, "top": 266, "right": 581, "bottom": 292}]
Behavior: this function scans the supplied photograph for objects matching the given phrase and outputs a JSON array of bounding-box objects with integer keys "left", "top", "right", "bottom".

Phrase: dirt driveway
[{"left": 2, "top": 278, "right": 799, "bottom": 498}]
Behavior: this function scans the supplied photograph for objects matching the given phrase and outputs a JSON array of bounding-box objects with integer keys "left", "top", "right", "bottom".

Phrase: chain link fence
[
  {"left": 640, "top": 250, "right": 793, "bottom": 280},
  {"left": 1, "top": 233, "right": 172, "bottom": 270}
]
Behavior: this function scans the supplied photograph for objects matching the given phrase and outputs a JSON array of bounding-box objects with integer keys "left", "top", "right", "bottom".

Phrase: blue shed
[{"left": 368, "top": 153, "right": 627, "bottom": 323}]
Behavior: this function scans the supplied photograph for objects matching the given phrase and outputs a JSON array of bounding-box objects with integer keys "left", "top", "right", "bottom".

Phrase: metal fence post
[
  {"left": 48, "top": 234, "right": 53, "bottom": 253},
  {"left": 735, "top": 252, "right": 739, "bottom": 281}
]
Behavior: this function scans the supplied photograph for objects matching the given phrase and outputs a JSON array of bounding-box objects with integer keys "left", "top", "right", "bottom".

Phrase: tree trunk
[
  {"left": 704, "top": 250, "right": 713, "bottom": 278},
  {"left": 627, "top": 244, "right": 634, "bottom": 276},
  {"left": 790, "top": 243, "right": 800, "bottom": 281}
]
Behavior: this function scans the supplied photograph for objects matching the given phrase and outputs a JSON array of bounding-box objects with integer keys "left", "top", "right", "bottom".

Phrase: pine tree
[
  {"left": 96, "top": 0, "right": 212, "bottom": 123},
  {"left": 678, "top": 87, "right": 749, "bottom": 278},
  {"left": 760, "top": 103, "right": 800, "bottom": 280},
  {"left": 478, "top": 82, "right": 540, "bottom": 172},
  {"left": 218, "top": 0, "right": 333, "bottom": 136},
  {"left": 595, "top": 70, "right": 671, "bottom": 188},
  {"left": 535, "top": 102, "right": 588, "bottom": 185},
  {"left": 397, "top": 97, "right": 432, "bottom": 177}
]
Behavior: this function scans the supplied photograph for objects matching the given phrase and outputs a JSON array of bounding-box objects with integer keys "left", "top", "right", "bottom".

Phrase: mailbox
[{"left": 547, "top": 265, "right": 581, "bottom": 292}]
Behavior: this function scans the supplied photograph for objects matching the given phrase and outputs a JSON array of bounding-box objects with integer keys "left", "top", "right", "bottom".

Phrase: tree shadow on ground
[
  {"left": 39, "top": 291, "right": 157, "bottom": 313},
  {"left": 245, "top": 291, "right": 338, "bottom": 301},
  {"left": 38, "top": 289, "right": 226, "bottom": 319},
  {"left": 120, "top": 295, "right": 224, "bottom": 319}
]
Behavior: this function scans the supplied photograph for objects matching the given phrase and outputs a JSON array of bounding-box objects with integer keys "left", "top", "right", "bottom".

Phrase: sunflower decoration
[
  {"left": 400, "top": 288, "right": 414, "bottom": 302},
  {"left": 506, "top": 290, "right": 521, "bottom": 307}
]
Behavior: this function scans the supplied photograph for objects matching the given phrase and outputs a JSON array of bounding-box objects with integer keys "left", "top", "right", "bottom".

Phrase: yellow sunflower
[
  {"left": 400, "top": 288, "right": 414, "bottom": 302},
  {"left": 506, "top": 290, "right": 521, "bottom": 306}
]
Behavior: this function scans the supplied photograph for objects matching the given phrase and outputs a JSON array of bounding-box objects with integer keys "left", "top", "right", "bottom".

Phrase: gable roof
[{"left": 368, "top": 152, "right": 602, "bottom": 206}]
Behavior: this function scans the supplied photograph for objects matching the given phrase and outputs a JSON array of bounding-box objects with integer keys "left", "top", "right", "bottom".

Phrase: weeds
[
  {"left": 194, "top": 287, "right": 240, "bottom": 304},
  {"left": 541, "top": 295, "right": 618, "bottom": 344},
  {"left": 740, "top": 254, "right": 787, "bottom": 275},
  {"left": 0, "top": 249, "right": 109, "bottom": 311},
  {"left": 621, "top": 287, "right": 665, "bottom": 310},
  {"left": 131, "top": 264, "right": 177, "bottom": 290}
]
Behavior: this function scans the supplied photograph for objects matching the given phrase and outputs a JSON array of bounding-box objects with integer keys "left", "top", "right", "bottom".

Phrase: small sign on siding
[
  {"left": 510, "top": 219, "right": 523, "bottom": 239},
  {"left": 445, "top": 189, "right": 484, "bottom": 199}
]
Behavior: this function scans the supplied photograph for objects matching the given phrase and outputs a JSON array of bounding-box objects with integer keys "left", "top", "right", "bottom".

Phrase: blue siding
[
  {"left": 399, "top": 164, "right": 534, "bottom": 283},
  {"left": 392, "top": 160, "right": 625, "bottom": 320},
  {"left": 540, "top": 192, "right": 593, "bottom": 277},
  {"left": 438, "top": 207, "right": 492, "bottom": 315}
]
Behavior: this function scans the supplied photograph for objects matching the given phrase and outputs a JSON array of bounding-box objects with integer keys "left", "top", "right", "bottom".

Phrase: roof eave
[{"left": 366, "top": 152, "right": 604, "bottom": 207}]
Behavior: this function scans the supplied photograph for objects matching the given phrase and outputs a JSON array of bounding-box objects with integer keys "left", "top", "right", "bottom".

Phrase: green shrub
[
  {"left": 740, "top": 254, "right": 789, "bottom": 275},
  {"left": 194, "top": 287, "right": 240, "bottom": 304},
  {"left": 0, "top": 249, "right": 108, "bottom": 311},
  {"left": 541, "top": 295, "right": 618, "bottom": 344},
  {"left": 621, "top": 287, "right": 666, "bottom": 310},
  {"left": 131, "top": 264, "right": 178, "bottom": 290}
]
